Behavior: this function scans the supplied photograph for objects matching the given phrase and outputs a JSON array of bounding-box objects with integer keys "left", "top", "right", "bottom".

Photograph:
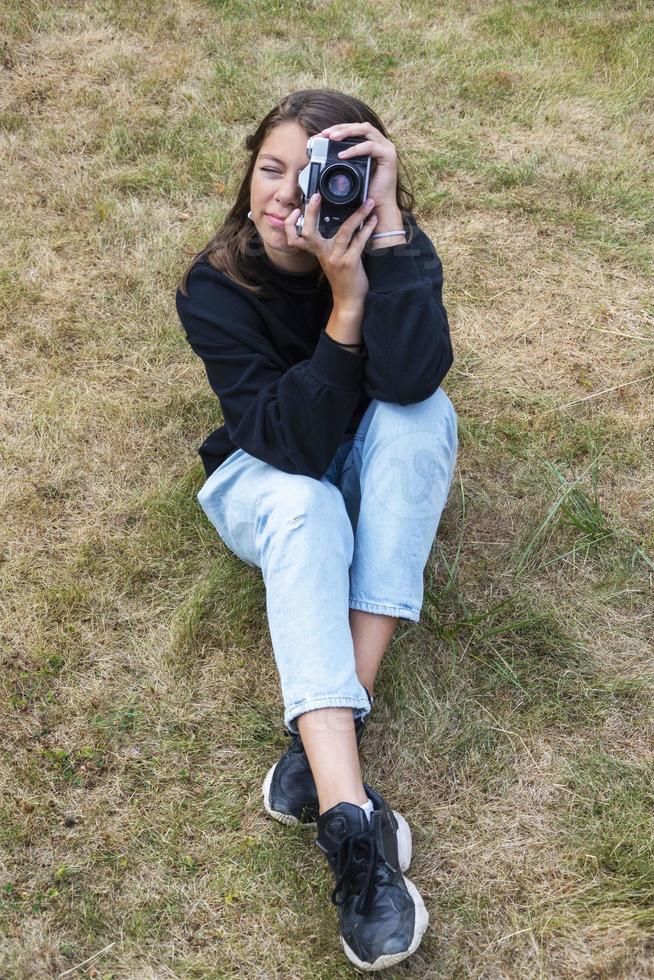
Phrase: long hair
[{"left": 177, "top": 88, "right": 416, "bottom": 298}]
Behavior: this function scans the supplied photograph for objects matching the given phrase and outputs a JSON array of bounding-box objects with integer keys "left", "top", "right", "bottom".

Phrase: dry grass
[{"left": 1, "top": 0, "right": 653, "bottom": 977}]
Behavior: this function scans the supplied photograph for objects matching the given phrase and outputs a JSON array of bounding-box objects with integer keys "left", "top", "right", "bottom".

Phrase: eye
[{"left": 261, "top": 167, "right": 281, "bottom": 174}]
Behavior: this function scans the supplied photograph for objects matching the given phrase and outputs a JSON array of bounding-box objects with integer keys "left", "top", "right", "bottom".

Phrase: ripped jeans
[{"left": 197, "top": 386, "right": 458, "bottom": 734}]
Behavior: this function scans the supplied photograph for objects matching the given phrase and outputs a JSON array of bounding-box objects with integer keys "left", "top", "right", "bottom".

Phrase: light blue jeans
[{"left": 197, "top": 387, "right": 458, "bottom": 734}]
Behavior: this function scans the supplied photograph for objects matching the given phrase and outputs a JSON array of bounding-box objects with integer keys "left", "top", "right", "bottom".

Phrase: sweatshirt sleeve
[
  {"left": 361, "top": 214, "right": 453, "bottom": 405},
  {"left": 175, "top": 263, "right": 366, "bottom": 480}
]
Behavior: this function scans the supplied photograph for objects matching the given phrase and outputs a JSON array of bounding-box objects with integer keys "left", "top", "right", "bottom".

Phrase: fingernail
[
  {"left": 365, "top": 198, "right": 374, "bottom": 207},
  {"left": 312, "top": 193, "right": 320, "bottom": 202}
]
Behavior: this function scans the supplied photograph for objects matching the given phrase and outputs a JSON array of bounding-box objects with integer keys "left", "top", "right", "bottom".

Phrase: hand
[
  {"left": 284, "top": 193, "right": 379, "bottom": 309},
  {"left": 317, "top": 122, "right": 399, "bottom": 216}
]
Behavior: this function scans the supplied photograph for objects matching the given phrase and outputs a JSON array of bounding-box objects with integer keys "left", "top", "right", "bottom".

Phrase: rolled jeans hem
[
  {"left": 285, "top": 696, "right": 372, "bottom": 735},
  {"left": 349, "top": 598, "right": 420, "bottom": 623}
]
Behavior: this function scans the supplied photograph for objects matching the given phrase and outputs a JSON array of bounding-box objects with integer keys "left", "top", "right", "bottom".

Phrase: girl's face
[{"left": 250, "top": 120, "right": 321, "bottom": 275}]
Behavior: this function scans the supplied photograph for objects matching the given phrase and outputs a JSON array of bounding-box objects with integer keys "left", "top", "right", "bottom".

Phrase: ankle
[{"left": 319, "top": 791, "right": 369, "bottom": 816}]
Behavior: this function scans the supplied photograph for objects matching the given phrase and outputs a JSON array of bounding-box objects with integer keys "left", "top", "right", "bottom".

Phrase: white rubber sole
[
  {"left": 262, "top": 762, "right": 313, "bottom": 827},
  {"left": 261, "top": 764, "right": 412, "bottom": 873},
  {"left": 341, "top": 875, "right": 429, "bottom": 972},
  {"left": 392, "top": 809, "right": 412, "bottom": 874}
]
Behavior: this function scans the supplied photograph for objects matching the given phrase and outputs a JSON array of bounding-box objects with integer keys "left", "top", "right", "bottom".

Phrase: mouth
[{"left": 265, "top": 213, "right": 287, "bottom": 227}]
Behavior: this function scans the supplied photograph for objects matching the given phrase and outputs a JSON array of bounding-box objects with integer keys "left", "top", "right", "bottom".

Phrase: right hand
[{"left": 284, "top": 194, "right": 378, "bottom": 309}]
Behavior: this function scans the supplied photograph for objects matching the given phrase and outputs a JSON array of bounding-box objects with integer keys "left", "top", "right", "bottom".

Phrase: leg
[
  {"left": 198, "top": 447, "right": 373, "bottom": 735},
  {"left": 341, "top": 386, "right": 458, "bottom": 627},
  {"left": 255, "top": 477, "right": 372, "bottom": 814},
  {"left": 255, "top": 476, "right": 372, "bottom": 734},
  {"left": 349, "top": 609, "right": 399, "bottom": 697},
  {"left": 299, "top": 390, "right": 458, "bottom": 816},
  {"left": 297, "top": 706, "right": 368, "bottom": 814}
]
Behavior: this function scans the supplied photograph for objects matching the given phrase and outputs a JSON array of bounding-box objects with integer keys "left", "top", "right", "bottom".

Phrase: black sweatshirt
[{"left": 175, "top": 213, "right": 453, "bottom": 481}]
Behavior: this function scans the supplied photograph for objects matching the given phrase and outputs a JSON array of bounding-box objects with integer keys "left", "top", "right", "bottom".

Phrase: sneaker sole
[
  {"left": 261, "top": 764, "right": 413, "bottom": 874},
  {"left": 262, "top": 763, "right": 315, "bottom": 827},
  {"left": 341, "top": 875, "right": 429, "bottom": 972}
]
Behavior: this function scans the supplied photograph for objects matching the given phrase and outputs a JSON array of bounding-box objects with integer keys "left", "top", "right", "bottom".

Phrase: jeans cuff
[
  {"left": 349, "top": 598, "right": 420, "bottom": 622},
  {"left": 285, "top": 695, "right": 372, "bottom": 735}
]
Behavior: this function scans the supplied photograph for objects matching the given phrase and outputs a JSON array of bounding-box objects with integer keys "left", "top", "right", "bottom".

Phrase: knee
[
  {"left": 272, "top": 476, "right": 331, "bottom": 520},
  {"left": 376, "top": 386, "right": 457, "bottom": 446},
  {"left": 413, "top": 385, "right": 456, "bottom": 421},
  {"left": 428, "top": 390, "right": 458, "bottom": 476},
  {"left": 265, "top": 476, "right": 353, "bottom": 542},
  {"left": 430, "top": 387, "right": 457, "bottom": 444}
]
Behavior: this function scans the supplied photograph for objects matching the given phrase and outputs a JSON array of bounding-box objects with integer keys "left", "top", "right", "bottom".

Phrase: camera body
[{"left": 296, "top": 135, "right": 374, "bottom": 239}]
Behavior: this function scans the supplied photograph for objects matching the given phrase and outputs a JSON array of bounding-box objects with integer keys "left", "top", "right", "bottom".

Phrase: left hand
[{"left": 317, "top": 122, "right": 399, "bottom": 215}]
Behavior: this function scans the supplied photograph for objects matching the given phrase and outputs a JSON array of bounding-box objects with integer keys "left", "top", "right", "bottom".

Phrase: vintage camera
[{"left": 296, "top": 135, "right": 374, "bottom": 239}]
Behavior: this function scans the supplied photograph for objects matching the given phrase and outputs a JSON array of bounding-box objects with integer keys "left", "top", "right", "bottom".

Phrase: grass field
[{"left": 1, "top": 0, "right": 653, "bottom": 976}]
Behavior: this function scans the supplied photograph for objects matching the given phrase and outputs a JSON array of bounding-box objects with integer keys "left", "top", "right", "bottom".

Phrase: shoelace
[{"left": 330, "top": 824, "right": 385, "bottom": 916}]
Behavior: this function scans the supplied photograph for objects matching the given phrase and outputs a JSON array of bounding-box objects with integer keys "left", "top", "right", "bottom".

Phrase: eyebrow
[{"left": 259, "top": 154, "right": 288, "bottom": 166}]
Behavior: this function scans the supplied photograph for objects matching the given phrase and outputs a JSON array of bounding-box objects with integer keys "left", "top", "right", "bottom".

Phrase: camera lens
[
  {"left": 320, "top": 164, "right": 361, "bottom": 205},
  {"left": 327, "top": 170, "right": 353, "bottom": 198}
]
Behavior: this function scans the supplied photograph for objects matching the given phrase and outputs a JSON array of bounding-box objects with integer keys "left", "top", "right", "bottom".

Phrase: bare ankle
[
  {"left": 319, "top": 791, "right": 369, "bottom": 816},
  {"left": 297, "top": 707, "right": 367, "bottom": 816}
]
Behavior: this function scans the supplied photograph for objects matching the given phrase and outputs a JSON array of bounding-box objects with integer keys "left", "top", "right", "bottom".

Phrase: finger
[
  {"left": 338, "top": 198, "right": 375, "bottom": 239},
  {"left": 285, "top": 207, "right": 303, "bottom": 243},
  {"left": 305, "top": 192, "right": 322, "bottom": 237},
  {"left": 320, "top": 122, "right": 376, "bottom": 140},
  {"left": 336, "top": 139, "right": 382, "bottom": 159},
  {"left": 346, "top": 211, "right": 379, "bottom": 260},
  {"left": 356, "top": 212, "right": 379, "bottom": 251},
  {"left": 329, "top": 198, "right": 375, "bottom": 255},
  {"left": 286, "top": 193, "right": 320, "bottom": 242}
]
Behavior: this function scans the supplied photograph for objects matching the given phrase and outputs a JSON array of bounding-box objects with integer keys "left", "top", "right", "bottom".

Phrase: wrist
[
  {"left": 325, "top": 303, "right": 364, "bottom": 347},
  {"left": 369, "top": 205, "right": 405, "bottom": 250},
  {"left": 331, "top": 298, "right": 365, "bottom": 321}
]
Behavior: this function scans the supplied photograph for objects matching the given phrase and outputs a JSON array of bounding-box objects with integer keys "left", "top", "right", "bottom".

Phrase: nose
[{"left": 275, "top": 170, "right": 301, "bottom": 210}]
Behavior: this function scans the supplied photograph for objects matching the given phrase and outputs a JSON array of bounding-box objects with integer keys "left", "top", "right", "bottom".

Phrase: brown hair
[{"left": 177, "top": 88, "right": 416, "bottom": 298}]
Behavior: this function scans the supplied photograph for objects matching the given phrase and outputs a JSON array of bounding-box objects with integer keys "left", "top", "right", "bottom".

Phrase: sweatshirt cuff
[
  {"left": 365, "top": 244, "right": 423, "bottom": 293},
  {"left": 308, "top": 329, "right": 366, "bottom": 389},
  {"left": 364, "top": 215, "right": 426, "bottom": 293}
]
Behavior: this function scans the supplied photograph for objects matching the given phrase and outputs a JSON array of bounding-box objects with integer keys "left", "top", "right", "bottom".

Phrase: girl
[{"left": 176, "top": 88, "right": 457, "bottom": 972}]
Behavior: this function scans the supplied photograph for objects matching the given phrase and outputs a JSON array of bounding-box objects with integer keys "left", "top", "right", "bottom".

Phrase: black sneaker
[
  {"left": 262, "top": 714, "right": 367, "bottom": 828},
  {"left": 314, "top": 783, "right": 428, "bottom": 971}
]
